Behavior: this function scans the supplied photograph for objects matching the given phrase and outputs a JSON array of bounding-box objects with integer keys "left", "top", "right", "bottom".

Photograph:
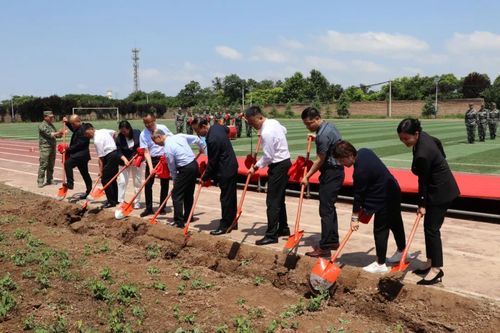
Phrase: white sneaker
[
  {"left": 133, "top": 202, "right": 141, "bottom": 209},
  {"left": 387, "top": 250, "right": 405, "bottom": 264},
  {"left": 363, "top": 261, "right": 389, "bottom": 274}
]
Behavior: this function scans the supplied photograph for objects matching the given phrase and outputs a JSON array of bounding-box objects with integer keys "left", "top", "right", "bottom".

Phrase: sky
[{"left": 1, "top": 0, "right": 500, "bottom": 101}]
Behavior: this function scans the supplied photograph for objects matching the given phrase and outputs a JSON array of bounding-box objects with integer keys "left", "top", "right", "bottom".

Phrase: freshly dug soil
[{"left": 0, "top": 184, "right": 498, "bottom": 332}]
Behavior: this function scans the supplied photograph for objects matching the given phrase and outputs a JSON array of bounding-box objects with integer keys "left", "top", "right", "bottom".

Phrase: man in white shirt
[
  {"left": 152, "top": 129, "right": 205, "bottom": 228},
  {"left": 247, "top": 106, "right": 292, "bottom": 245},
  {"left": 139, "top": 112, "right": 173, "bottom": 217},
  {"left": 83, "top": 124, "right": 129, "bottom": 208}
]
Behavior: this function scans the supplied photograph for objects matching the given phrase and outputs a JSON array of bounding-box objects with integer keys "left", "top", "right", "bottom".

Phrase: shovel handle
[
  {"left": 100, "top": 154, "right": 138, "bottom": 192},
  {"left": 183, "top": 178, "right": 204, "bottom": 237},
  {"left": 329, "top": 228, "right": 354, "bottom": 263},
  {"left": 124, "top": 162, "right": 161, "bottom": 209},
  {"left": 149, "top": 189, "right": 174, "bottom": 224},
  {"left": 397, "top": 213, "right": 423, "bottom": 267}
]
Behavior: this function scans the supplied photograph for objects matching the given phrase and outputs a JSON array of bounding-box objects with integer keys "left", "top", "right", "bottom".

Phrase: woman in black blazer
[{"left": 397, "top": 118, "right": 460, "bottom": 285}]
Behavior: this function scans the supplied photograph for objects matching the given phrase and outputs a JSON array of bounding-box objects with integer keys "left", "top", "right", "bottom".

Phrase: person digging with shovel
[
  {"left": 332, "top": 140, "right": 407, "bottom": 273},
  {"left": 300, "top": 107, "right": 344, "bottom": 258},
  {"left": 151, "top": 129, "right": 206, "bottom": 228},
  {"left": 191, "top": 117, "right": 238, "bottom": 235}
]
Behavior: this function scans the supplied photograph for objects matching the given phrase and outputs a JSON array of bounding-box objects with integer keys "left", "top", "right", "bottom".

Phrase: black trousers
[
  {"left": 172, "top": 160, "right": 198, "bottom": 227},
  {"left": 218, "top": 173, "right": 238, "bottom": 229},
  {"left": 145, "top": 156, "right": 169, "bottom": 211},
  {"left": 424, "top": 203, "right": 451, "bottom": 267},
  {"left": 318, "top": 167, "right": 345, "bottom": 250},
  {"left": 64, "top": 157, "right": 93, "bottom": 193},
  {"left": 373, "top": 195, "right": 406, "bottom": 264},
  {"left": 101, "top": 151, "right": 120, "bottom": 205},
  {"left": 265, "top": 158, "right": 292, "bottom": 239}
]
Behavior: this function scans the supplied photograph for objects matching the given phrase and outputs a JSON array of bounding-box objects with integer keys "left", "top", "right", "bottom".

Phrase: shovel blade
[
  {"left": 115, "top": 202, "right": 133, "bottom": 219},
  {"left": 282, "top": 230, "right": 304, "bottom": 254},
  {"left": 149, "top": 217, "right": 158, "bottom": 225},
  {"left": 390, "top": 261, "right": 410, "bottom": 273},
  {"left": 56, "top": 186, "right": 68, "bottom": 201},
  {"left": 309, "top": 257, "right": 341, "bottom": 291},
  {"left": 88, "top": 188, "right": 105, "bottom": 201}
]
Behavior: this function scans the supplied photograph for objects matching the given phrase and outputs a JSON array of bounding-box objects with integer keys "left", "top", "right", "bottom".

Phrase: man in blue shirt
[
  {"left": 152, "top": 129, "right": 205, "bottom": 228},
  {"left": 301, "top": 107, "right": 345, "bottom": 257},
  {"left": 139, "top": 113, "right": 173, "bottom": 217}
]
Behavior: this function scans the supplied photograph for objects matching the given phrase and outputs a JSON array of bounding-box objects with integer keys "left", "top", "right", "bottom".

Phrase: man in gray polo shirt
[{"left": 301, "top": 107, "right": 345, "bottom": 257}]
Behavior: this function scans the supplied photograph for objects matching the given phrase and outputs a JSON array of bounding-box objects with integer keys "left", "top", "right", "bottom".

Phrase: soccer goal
[{"left": 72, "top": 107, "right": 120, "bottom": 121}]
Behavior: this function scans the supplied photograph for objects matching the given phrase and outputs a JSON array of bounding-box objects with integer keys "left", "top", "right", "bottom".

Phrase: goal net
[{"left": 72, "top": 107, "right": 120, "bottom": 121}]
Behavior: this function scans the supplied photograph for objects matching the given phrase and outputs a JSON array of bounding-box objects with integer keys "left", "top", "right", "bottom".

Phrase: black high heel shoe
[
  {"left": 417, "top": 269, "right": 444, "bottom": 285},
  {"left": 412, "top": 267, "right": 431, "bottom": 275}
]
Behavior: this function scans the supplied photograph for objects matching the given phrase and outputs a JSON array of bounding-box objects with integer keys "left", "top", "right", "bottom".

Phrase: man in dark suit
[
  {"left": 192, "top": 117, "right": 238, "bottom": 235},
  {"left": 62, "top": 115, "right": 93, "bottom": 199}
]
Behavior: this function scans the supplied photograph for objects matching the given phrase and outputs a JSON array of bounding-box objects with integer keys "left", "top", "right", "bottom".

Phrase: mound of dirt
[{"left": 1, "top": 184, "right": 499, "bottom": 332}]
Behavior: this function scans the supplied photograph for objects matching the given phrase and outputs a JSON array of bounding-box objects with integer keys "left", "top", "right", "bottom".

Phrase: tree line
[{"left": 1, "top": 70, "right": 499, "bottom": 122}]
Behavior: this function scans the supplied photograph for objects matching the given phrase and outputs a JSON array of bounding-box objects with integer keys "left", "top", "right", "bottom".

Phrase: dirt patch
[{"left": 0, "top": 183, "right": 499, "bottom": 332}]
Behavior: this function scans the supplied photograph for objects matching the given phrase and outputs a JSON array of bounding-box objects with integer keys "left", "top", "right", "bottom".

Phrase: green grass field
[{"left": 1, "top": 119, "right": 499, "bottom": 174}]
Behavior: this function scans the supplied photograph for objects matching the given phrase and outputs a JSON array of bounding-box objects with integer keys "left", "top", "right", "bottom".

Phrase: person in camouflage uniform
[
  {"left": 175, "top": 108, "right": 185, "bottom": 134},
  {"left": 477, "top": 104, "right": 488, "bottom": 142},
  {"left": 38, "top": 111, "right": 64, "bottom": 187},
  {"left": 488, "top": 102, "right": 499, "bottom": 140},
  {"left": 464, "top": 103, "right": 478, "bottom": 144},
  {"left": 234, "top": 112, "right": 243, "bottom": 138},
  {"left": 245, "top": 115, "right": 252, "bottom": 137},
  {"left": 186, "top": 112, "right": 194, "bottom": 134}
]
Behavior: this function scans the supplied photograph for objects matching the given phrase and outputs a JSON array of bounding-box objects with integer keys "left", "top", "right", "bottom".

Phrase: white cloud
[
  {"left": 351, "top": 60, "right": 386, "bottom": 73},
  {"left": 319, "top": 30, "right": 429, "bottom": 55},
  {"left": 280, "top": 37, "right": 304, "bottom": 49},
  {"left": 76, "top": 83, "right": 88, "bottom": 90},
  {"left": 305, "top": 56, "right": 346, "bottom": 71},
  {"left": 402, "top": 67, "right": 424, "bottom": 75},
  {"left": 446, "top": 31, "right": 500, "bottom": 54},
  {"left": 251, "top": 46, "right": 289, "bottom": 63},
  {"left": 140, "top": 68, "right": 162, "bottom": 79},
  {"left": 215, "top": 45, "right": 242, "bottom": 60}
]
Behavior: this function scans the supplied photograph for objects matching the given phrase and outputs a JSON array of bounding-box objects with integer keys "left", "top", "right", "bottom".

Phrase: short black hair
[
  {"left": 82, "top": 123, "right": 94, "bottom": 131},
  {"left": 245, "top": 106, "right": 263, "bottom": 119},
  {"left": 143, "top": 112, "right": 156, "bottom": 119},
  {"left": 191, "top": 117, "right": 209, "bottom": 127},
  {"left": 301, "top": 107, "right": 321, "bottom": 120},
  {"left": 397, "top": 118, "right": 422, "bottom": 135}
]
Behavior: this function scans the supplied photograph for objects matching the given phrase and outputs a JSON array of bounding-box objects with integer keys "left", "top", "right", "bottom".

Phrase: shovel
[
  {"left": 226, "top": 136, "right": 262, "bottom": 233},
  {"left": 309, "top": 228, "right": 354, "bottom": 292},
  {"left": 390, "top": 214, "right": 423, "bottom": 272},
  {"left": 182, "top": 165, "right": 208, "bottom": 245},
  {"left": 149, "top": 189, "right": 174, "bottom": 225},
  {"left": 81, "top": 176, "right": 102, "bottom": 210},
  {"left": 88, "top": 155, "right": 137, "bottom": 201},
  {"left": 56, "top": 122, "right": 68, "bottom": 200},
  {"left": 115, "top": 162, "right": 161, "bottom": 220},
  {"left": 283, "top": 135, "right": 314, "bottom": 254}
]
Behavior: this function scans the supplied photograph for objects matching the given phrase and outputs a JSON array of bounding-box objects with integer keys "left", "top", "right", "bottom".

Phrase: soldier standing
[
  {"left": 175, "top": 108, "right": 185, "bottom": 134},
  {"left": 186, "top": 112, "right": 194, "bottom": 135},
  {"left": 235, "top": 112, "right": 243, "bottom": 138},
  {"left": 245, "top": 115, "right": 252, "bottom": 137},
  {"left": 464, "top": 103, "right": 478, "bottom": 144},
  {"left": 477, "top": 104, "right": 488, "bottom": 142},
  {"left": 487, "top": 103, "right": 499, "bottom": 140},
  {"left": 37, "top": 111, "right": 64, "bottom": 188}
]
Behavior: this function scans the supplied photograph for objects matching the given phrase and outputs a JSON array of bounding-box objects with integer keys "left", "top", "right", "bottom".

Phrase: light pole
[
  {"left": 10, "top": 95, "right": 14, "bottom": 121},
  {"left": 388, "top": 80, "right": 392, "bottom": 118},
  {"left": 241, "top": 86, "right": 245, "bottom": 112},
  {"left": 434, "top": 77, "right": 440, "bottom": 116}
]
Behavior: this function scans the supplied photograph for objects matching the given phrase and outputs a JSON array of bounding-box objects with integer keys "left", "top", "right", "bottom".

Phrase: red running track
[{"left": 1, "top": 138, "right": 500, "bottom": 200}]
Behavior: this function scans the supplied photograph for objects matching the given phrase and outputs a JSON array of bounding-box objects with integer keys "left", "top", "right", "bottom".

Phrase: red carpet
[{"left": 198, "top": 156, "right": 500, "bottom": 200}]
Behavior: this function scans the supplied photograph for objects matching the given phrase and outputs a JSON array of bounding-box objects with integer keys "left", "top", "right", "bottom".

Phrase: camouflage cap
[{"left": 43, "top": 110, "right": 54, "bottom": 117}]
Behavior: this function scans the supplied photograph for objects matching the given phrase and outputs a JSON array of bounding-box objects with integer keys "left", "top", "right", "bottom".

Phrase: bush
[
  {"left": 269, "top": 105, "right": 278, "bottom": 118},
  {"left": 421, "top": 97, "right": 437, "bottom": 118},
  {"left": 336, "top": 93, "right": 351, "bottom": 118},
  {"left": 284, "top": 103, "right": 295, "bottom": 118}
]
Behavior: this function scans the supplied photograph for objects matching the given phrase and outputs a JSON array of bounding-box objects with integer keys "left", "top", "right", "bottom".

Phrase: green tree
[
  {"left": 462, "top": 72, "right": 491, "bottom": 98},
  {"left": 284, "top": 102, "right": 295, "bottom": 118},
  {"left": 222, "top": 74, "right": 246, "bottom": 105},
  {"left": 269, "top": 104, "right": 278, "bottom": 118},
  {"left": 305, "top": 69, "right": 333, "bottom": 103},
  {"left": 336, "top": 93, "right": 351, "bottom": 118},
  {"left": 282, "top": 72, "right": 308, "bottom": 103},
  {"left": 177, "top": 81, "right": 202, "bottom": 107},
  {"left": 421, "top": 97, "right": 437, "bottom": 118}
]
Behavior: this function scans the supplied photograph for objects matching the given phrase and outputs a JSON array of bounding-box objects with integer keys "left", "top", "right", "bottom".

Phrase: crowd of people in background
[
  {"left": 37, "top": 105, "right": 462, "bottom": 287},
  {"left": 464, "top": 102, "right": 499, "bottom": 143}
]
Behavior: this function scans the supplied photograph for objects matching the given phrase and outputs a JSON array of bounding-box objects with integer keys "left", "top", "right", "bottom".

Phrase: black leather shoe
[
  {"left": 417, "top": 269, "right": 444, "bottom": 285},
  {"left": 305, "top": 247, "right": 332, "bottom": 258},
  {"left": 78, "top": 193, "right": 89, "bottom": 200},
  {"left": 175, "top": 223, "right": 185, "bottom": 229},
  {"left": 102, "top": 202, "right": 116, "bottom": 209},
  {"left": 140, "top": 209, "right": 154, "bottom": 217},
  {"left": 412, "top": 267, "right": 431, "bottom": 275},
  {"left": 255, "top": 237, "right": 278, "bottom": 246},
  {"left": 159, "top": 208, "right": 167, "bottom": 215},
  {"left": 63, "top": 183, "right": 74, "bottom": 190},
  {"left": 210, "top": 228, "right": 227, "bottom": 236},
  {"left": 278, "top": 229, "right": 291, "bottom": 237}
]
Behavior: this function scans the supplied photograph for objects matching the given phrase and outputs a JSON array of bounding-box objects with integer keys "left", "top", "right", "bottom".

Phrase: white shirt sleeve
[
  {"left": 139, "top": 131, "right": 148, "bottom": 149},
  {"left": 256, "top": 136, "right": 275, "bottom": 168}
]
